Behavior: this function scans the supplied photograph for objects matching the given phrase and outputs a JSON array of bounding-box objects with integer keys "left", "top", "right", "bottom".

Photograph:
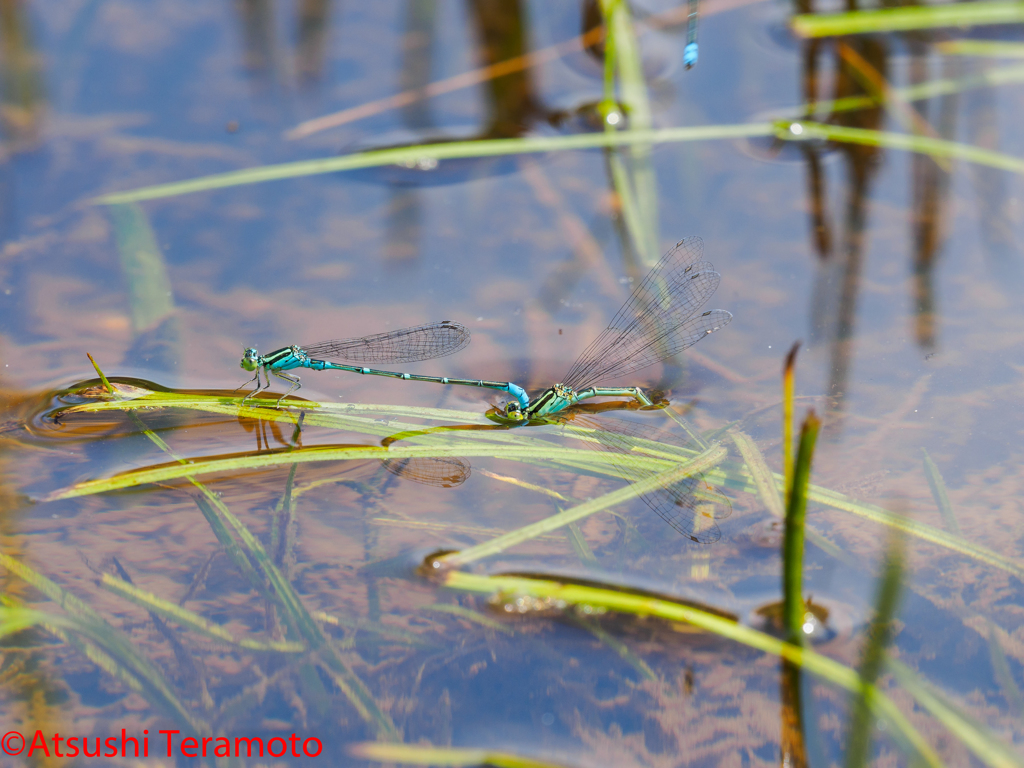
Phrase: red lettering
[
  {"left": 160, "top": 729, "right": 179, "bottom": 756},
  {"left": 51, "top": 732, "right": 64, "bottom": 757},
  {"left": 65, "top": 737, "right": 79, "bottom": 758},
  {"left": 27, "top": 730, "right": 50, "bottom": 757},
  {"left": 289, "top": 733, "right": 300, "bottom": 756},
  {"left": 268, "top": 738, "right": 287, "bottom": 757},
  {"left": 104, "top": 736, "right": 118, "bottom": 757},
  {"left": 235, "top": 737, "right": 263, "bottom": 757},
  {"left": 143, "top": 733, "right": 149, "bottom": 757},
  {"left": 180, "top": 737, "right": 198, "bottom": 757},
  {"left": 303, "top": 737, "right": 322, "bottom": 757},
  {"left": 84, "top": 737, "right": 101, "bottom": 757},
  {"left": 121, "top": 729, "right": 139, "bottom": 757},
  {"left": 214, "top": 737, "right": 230, "bottom": 757}
]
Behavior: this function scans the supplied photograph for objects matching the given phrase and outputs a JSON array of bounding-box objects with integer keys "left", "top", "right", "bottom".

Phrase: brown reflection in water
[
  {"left": 909, "top": 46, "right": 958, "bottom": 352},
  {"left": 802, "top": 35, "right": 886, "bottom": 434},
  {"left": 0, "top": 0, "right": 44, "bottom": 148},
  {"left": 383, "top": 0, "right": 436, "bottom": 264},
  {"left": 236, "top": 0, "right": 279, "bottom": 78},
  {"left": 964, "top": 59, "right": 1019, "bottom": 267},
  {"left": 234, "top": 0, "right": 334, "bottom": 85},
  {"left": 799, "top": 24, "right": 983, "bottom": 431},
  {"left": 466, "top": 0, "right": 542, "bottom": 139},
  {"left": 779, "top": 659, "right": 809, "bottom": 768},
  {"left": 296, "top": 0, "right": 331, "bottom": 81}
]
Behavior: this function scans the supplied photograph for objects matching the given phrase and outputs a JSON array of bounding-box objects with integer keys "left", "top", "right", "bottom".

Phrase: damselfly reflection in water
[{"left": 382, "top": 403, "right": 731, "bottom": 544}]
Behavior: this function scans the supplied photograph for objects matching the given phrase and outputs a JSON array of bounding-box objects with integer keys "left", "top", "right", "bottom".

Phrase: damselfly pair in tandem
[
  {"left": 239, "top": 237, "right": 731, "bottom": 423},
  {"left": 238, "top": 238, "right": 732, "bottom": 543}
]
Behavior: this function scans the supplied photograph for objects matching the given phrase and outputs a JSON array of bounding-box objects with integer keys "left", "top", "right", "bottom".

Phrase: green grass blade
[
  {"left": 987, "top": 621, "right": 1024, "bottom": 717},
  {"left": 784, "top": 413, "right": 820, "bottom": 645},
  {"left": 437, "top": 444, "right": 728, "bottom": 567},
  {"left": 600, "top": 0, "right": 660, "bottom": 262},
  {"left": 710, "top": 459, "right": 1024, "bottom": 579},
  {"left": 422, "top": 603, "right": 515, "bottom": 635},
  {"left": 0, "top": 553, "right": 203, "bottom": 733},
  {"left": 573, "top": 615, "right": 658, "bottom": 681},
  {"left": 889, "top": 659, "right": 1024, "bottom": 768},
  {"left": 921, "top": 448, "right": 961, "bottom": 536},
  {"left": 846, "top": 529, "right": 906, "bottom": 768},
  {"left": 801, "top": 482, "right": 1024, "bottom": 579},
  {"left": 0, "top": 605, "right": 60, "bottom": 637},
  {"left": 777, "top": 120, "right": 1024, "bottom": 175},
  {"left": 442, "top": 571, "right": 942, "bottom": 767},
  {"left": 43, "top": 442, "right": 646, "bottom": 500},
  {"left": 92, "top": 124, "right": 774, "bottom": 204},
  {"left": 107, "top": 202, "right": 175, "bottom": 332},
  {"left": 792, "top": 2, "right": 1024, "bottom": 38},
  {"left": 938, "top": 40, "right": 1024, "bottom": 58},
  {"left": 785, "top": 62, "right": 1024, "bottom": 121},
  {"left": 131, "top": 415, "right": 400, "bottom": 740},
  {"left": 350, "top": 742, "right": 575, "bottom": 768},
  {"left": 85, "top": 353, "right": 114, "bottom": 394},
  {"left": 566, "top": 521, "right": 599, "bottom": 567},
  {"left": 730, "top": 430, "right": 784, "bottom": 518},
  {"left": 56, "top": 387, "right": 1024, "bottom": 579},
  {"left": 100, "top": 573, "right": 304, "bottom": 652},
  {"left": 782, "top": 343, "right": 799, "bottom": 496}
]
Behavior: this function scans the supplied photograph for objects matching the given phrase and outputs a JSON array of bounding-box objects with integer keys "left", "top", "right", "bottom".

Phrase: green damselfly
[{"left": 238, "top": 320, "right": 528, "bottom": 407}]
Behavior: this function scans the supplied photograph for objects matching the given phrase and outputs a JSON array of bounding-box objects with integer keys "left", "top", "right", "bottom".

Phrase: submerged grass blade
[
  {"left": 441, "top": 571, "right": 941, "bottom": 767},
  {"left": 708, "top": 458, "right": 1024, "bottom": 580},
  {"left": 801, "top": 482, "right": 1024, "bottom": 579},
  {"left": 987, "top": 621, "right": 1024, "bottom": 717},
  {"left": 846, "top": 528, "right": 906, "bottom": 768},
  {"left": 921, "top": 448, "right": 961, "bottom": 536},
  {"left": 54, "top": 387, "right": 1024, "bottom": 579},
  {"left": 792, "top": 1, "right": 1024, "bottom": 38},
  {"left": 92, "top": 124, "right": 773, "bottom": 205},
  {"left": 52, "top": 388, "right": 1024, "bottom": 579},
  {"left": 350, "top": 742, "right": 575, "bottom": 768},
  {"left": 730, "top": 430, "right": 784, "bottom": 518},
  {"left": 437, "top": 444, "right": 727, "bottom": 567},
  {"left": 107, "top": 202, "right": 175, "bottom": 333},
  {"left": 784, "top": 412, "right": 819, "bottom": 646},
  {"left": 0, "top": 553, "right": 202, "bottom": 733},
  {"left": 422, "top": 603, "right": 515, "bottom": 635},
  {"left": 567, "top": 521, "right": 599, "bottom": 567},
  {"left": 574, "top": 615, "right": 658, "bottom": 681},
  {"left": 100, "top": 574, "right": 304, "bottom": 652},
  {"left": 131, "top": 414, "right": 400, "bottom": 740},
  {"left": 888, "top": 659, "right": 1024, "bottom": 768}
]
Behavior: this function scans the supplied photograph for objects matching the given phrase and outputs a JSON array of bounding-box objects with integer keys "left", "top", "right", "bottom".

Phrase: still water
[{"left": 2, "top": 0, "right": 1024, "bottom": 765}]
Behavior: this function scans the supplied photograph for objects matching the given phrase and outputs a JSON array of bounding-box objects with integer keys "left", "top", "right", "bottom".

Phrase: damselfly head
[
  {"left": 503, "top": 401, "right": 526, "bottom": 422},
  {"left": 240, "top": 347, "right": 259, "bottom": 371}
]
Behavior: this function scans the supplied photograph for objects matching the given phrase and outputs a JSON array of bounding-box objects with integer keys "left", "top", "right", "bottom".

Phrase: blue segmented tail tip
[
  {"left": 506, "top": 382, "right": 529, "bottom": 410},
  {"left": 684, "top": 42, "right": 698, "bottom": 69}
]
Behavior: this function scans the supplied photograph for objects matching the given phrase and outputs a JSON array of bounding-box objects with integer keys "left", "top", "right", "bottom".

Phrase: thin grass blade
[{"left": 846, "top": 528, "right": 906, "bottom": 768}]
